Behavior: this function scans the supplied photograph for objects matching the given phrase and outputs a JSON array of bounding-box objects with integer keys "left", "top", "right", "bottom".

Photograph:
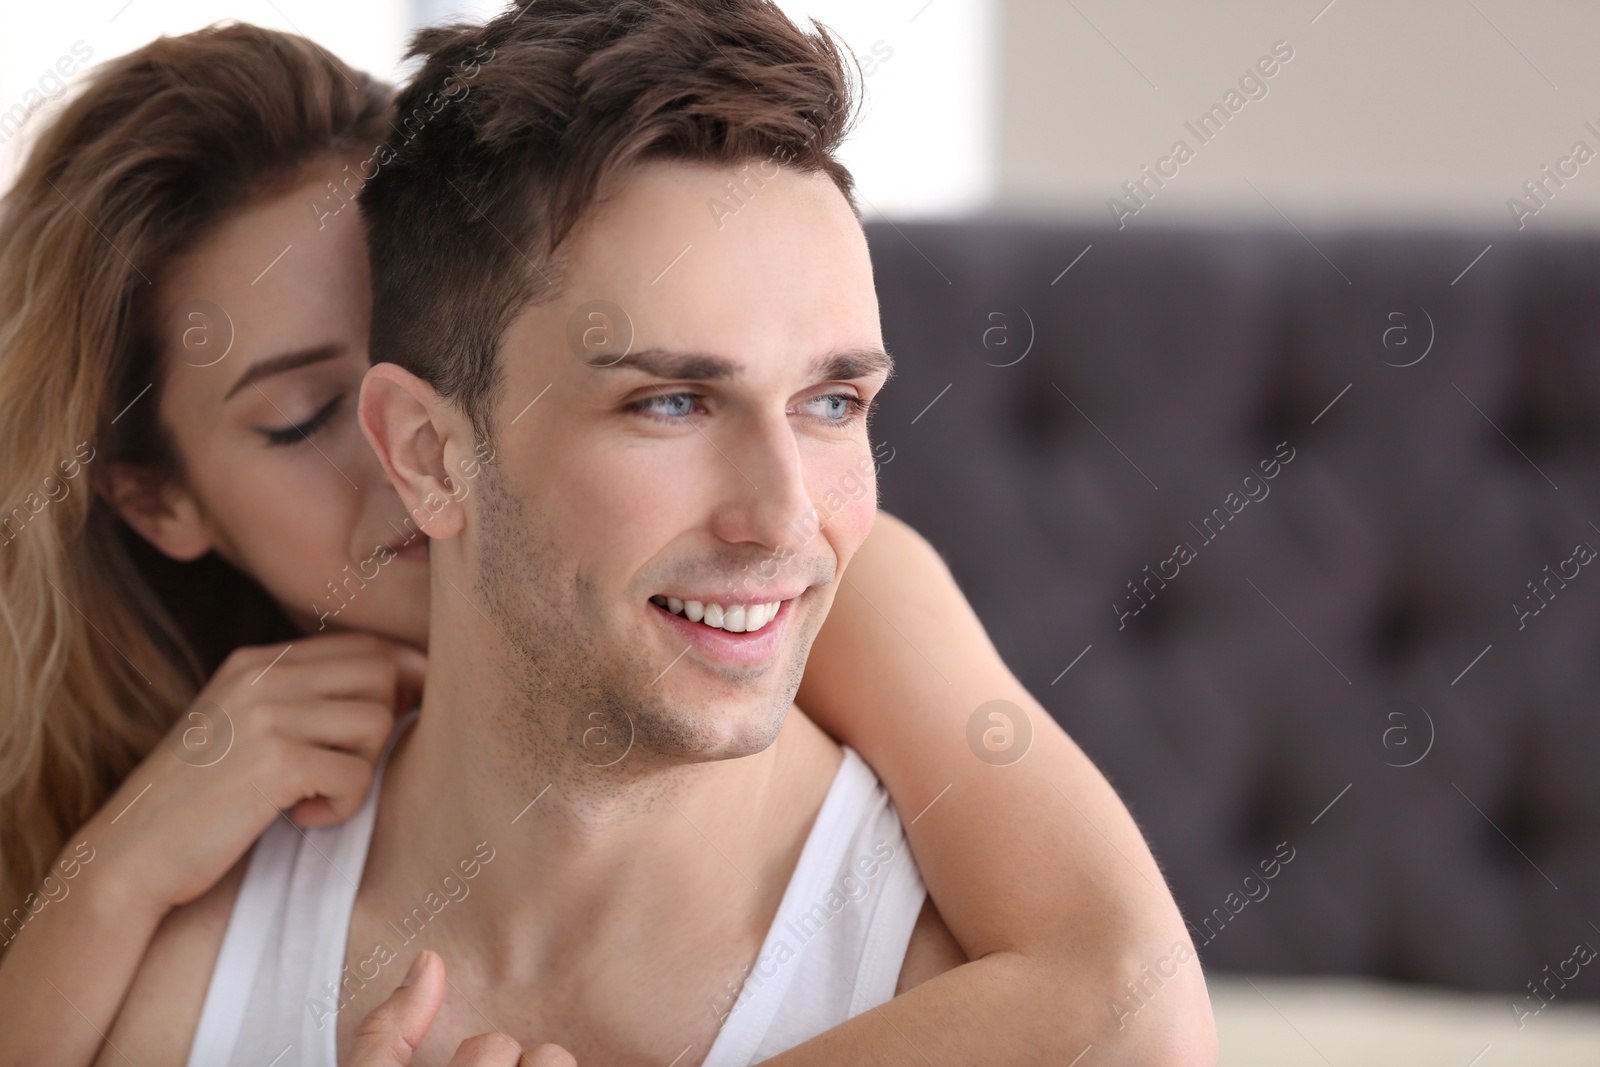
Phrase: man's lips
[
  {"left": 648, "top": 590, "right": 799, "bottom": 634},
  {"left": 383, "top": 530, "right": 428, "bottom": 562},
  {"left": 648, "top": 594, "right": 798, "bottom": 670}
]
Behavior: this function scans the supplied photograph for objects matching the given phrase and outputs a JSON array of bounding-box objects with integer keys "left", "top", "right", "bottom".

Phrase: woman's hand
[
  {"left": 351, "top": 950, "right": 575, "bottom": 1067},
  {"left": 0, "top": 633, "right": 425, "bottom": 1067},
  {"left": 95, "top": 632, "right": 426, "bottom": 915}
]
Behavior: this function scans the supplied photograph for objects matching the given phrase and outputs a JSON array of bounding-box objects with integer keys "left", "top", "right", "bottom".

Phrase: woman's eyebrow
[{"left": 224, "top": 344, "right": 346, "bottom": 400}]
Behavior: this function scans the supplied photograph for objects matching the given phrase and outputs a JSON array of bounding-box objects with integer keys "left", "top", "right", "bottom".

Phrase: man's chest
[{"left": 333, "top": 907, "right": 770, "bottom": 1067}]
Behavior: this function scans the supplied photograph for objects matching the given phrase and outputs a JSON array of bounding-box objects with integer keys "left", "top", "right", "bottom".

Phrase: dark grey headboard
[{"left": 865, "top": 221, "right": 1600, "bottom": 995}]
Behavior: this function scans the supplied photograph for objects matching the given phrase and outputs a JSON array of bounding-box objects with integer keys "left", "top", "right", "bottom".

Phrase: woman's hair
[{"left": 0, "top": 23, "right": 390, "bottom": 916}]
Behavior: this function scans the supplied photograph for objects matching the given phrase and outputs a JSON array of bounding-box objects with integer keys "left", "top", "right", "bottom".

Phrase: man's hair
[{"left": 362, "top": 0, "right": 860, "bottom": 438}]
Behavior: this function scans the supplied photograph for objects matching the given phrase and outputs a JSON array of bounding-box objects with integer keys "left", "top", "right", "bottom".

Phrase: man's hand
[{"left": 351, "top": 950, "right": 576, "bottom": 1067}]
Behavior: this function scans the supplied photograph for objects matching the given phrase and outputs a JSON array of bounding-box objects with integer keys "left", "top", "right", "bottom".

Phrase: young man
[
  {"left": 105, "top": 3, "right": 969, "bottom": 1064},
  {"left": 98, "top": 2, "right": 1228, "bottom": 1064}
]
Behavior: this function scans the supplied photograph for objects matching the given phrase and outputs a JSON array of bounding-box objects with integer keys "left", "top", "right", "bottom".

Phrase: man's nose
[{"left": 705, "top": 414, "right": 816, "bottom": 555}]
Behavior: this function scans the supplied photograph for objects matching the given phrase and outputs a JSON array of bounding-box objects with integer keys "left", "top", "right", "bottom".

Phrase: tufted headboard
[{"left": 863, "top": 221, "right": 1600, "bottom": 997}]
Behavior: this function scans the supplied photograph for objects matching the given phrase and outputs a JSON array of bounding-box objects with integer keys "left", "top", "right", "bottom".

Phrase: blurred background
[
  {"left": 8, "top": 2, "right": 1600, "bottom": 1064},
  {"left": 15, "top": 0, "right": 1600, "bottom": 223}
]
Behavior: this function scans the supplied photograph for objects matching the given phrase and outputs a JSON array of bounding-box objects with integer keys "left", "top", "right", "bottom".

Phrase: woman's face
[{"left": 131, "top": 158, "right": 429, "bottom": 647}]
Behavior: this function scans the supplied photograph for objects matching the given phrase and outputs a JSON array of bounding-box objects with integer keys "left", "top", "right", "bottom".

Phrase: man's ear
[
  {"left": 98, "top": 464, "right": 214, "bottom": 561},
  {"left": 359, "top": 363, "right": 470, "bottom": 540}
]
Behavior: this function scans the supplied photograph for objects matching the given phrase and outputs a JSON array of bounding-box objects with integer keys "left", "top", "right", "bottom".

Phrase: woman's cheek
[{"left": 237, "top": 457, "right": 361, "bottom": 594}]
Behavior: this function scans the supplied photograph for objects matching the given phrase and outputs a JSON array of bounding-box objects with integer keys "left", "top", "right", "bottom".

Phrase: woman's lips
[
  {"left": 381, "top": 530, "right": 428, "bottom": 562},
  {"left": 394, "top": 537, "right": 428, "bottom": 562}
]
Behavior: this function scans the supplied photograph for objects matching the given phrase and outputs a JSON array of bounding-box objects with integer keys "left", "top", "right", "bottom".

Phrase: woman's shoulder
[{"left": 94, "top": 856, "right": 248, "bottom": 1067}]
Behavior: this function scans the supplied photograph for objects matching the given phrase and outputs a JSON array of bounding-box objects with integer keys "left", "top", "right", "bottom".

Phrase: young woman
[{"left": 0, "top": 23, "right": 1213, "bottom": 1067}]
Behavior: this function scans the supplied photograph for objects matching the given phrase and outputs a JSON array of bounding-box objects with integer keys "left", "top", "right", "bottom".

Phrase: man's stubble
[{"left": 471, "top": 460, "right": 817, "bottom": 806}]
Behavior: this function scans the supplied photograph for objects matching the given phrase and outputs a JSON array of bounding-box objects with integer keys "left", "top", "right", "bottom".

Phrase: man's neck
[{"left": 357, "top": 612, "right": 842, "bottom": 994}]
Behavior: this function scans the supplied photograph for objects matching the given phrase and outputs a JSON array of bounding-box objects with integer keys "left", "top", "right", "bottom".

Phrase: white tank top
[{"left": 185, "top": 718, "right": 926, "bottom": 1067}]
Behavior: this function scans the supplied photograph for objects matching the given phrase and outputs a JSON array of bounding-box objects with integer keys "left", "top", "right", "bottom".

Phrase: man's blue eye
[
  {"left": 639, "top": 393, "right": 697, "bottom": 418},
  {"left": 633, "top": 392, "right": 865, "bottom": 422},
  {"left": 817, "top": 395, "right": 851, "bottom": 420},
  {"left": 804, "top": 394, "right": 864, "bottom": 422}
]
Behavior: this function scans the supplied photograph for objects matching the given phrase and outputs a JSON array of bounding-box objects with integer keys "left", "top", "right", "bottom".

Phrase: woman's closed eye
[{"left": 256, "top": 394, "right": 345, "bottom": 447}]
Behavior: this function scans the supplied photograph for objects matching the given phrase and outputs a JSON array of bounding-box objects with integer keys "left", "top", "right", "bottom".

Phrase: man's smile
[
  {"left": 648, "top": 594, "right": 783, "bottom": 633},
  {"left": 647, "top": 591, "right": 804, "bottom": 669}
]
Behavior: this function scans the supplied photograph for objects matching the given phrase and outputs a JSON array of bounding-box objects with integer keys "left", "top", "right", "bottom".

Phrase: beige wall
[{"left": 998, "top": 0, "right": 1600, "bottom": 230}]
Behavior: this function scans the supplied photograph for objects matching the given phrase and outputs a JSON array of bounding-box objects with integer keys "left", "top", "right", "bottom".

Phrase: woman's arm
[
  {"left": 0, "top": 634, "right": 423, "bottom": 1067},
  {"left": 779, "top": 512, "right": 1217, "bottom": 1065}
]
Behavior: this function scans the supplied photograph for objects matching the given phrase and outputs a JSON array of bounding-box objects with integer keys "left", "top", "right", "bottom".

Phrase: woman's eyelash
[{"left": 260, "top": 394, "right": 344, "bottom": 447}]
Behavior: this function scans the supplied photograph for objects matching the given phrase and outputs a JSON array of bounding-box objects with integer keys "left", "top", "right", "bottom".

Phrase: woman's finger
[
  {"left": 287, "top": 633, "right": 429, "bottom": 692},
  {"left": 259, "top": 630, "right": 421, "bottom": 666},
  {"left": 260, "top": 746, "right": 376, "bottom": 827},
  {"left": 254, "top": 655, "right": 412, "bottom": 705},
  {"left": 348, "top": 950, "right": 446, "bottom": 1067},
  {"left": 524, "top": 1044, "right": 579, "bottom": 1067},
  {"left": 444, "top": 1032, "right": 528, "bottom": 1067},
  {"left": 271, "top": 699, "right": 396, "bottom": 764}
]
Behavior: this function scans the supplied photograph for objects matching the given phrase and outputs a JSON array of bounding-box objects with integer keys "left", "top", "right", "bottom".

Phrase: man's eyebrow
[
  {"left": 604, "top": 346, "right": 895, "bottom": 383},
  {"left": 809, "top": 346, "right": 894, "bottom": 383},
  {"left": 224, "top": 344, "right": 346, "bottom": 400},
  {"left": 607, "top": 348, "right": 740, "bottom": 381}
]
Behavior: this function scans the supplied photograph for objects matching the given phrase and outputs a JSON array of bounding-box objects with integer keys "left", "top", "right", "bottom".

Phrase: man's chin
[{"left": 632, "top": 693, "right": 793, "bottom": 764}]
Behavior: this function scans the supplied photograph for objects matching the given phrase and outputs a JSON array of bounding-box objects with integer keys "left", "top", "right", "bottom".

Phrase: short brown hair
[{"left": 362, "top": 0, "right": 859, "bottom": 437}]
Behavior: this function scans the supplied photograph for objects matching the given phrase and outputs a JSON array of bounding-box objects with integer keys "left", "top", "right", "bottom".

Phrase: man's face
[{"left": 472, "top": 161, "right": 890, "bottom": 764}]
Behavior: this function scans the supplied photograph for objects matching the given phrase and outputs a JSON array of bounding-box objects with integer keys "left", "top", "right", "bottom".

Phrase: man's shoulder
[
  {"left": 773, "top": 730, "right": 968, "bottom": 997},
  {"left": 818, "top": 745, "right": 967, "bottom": 994},
  {"left": 95, "top": 857, "right": 246, "bottom": 1066}
]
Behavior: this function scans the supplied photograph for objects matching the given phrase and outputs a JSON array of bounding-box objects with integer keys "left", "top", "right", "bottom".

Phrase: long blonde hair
[{"left": 0, "top": 23, "right": 391, "bottom": 914}]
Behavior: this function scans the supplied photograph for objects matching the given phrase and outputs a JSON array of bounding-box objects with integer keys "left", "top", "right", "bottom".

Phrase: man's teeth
[{"left": 650, "top": 595, "right": 781, "bottom": 632}]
